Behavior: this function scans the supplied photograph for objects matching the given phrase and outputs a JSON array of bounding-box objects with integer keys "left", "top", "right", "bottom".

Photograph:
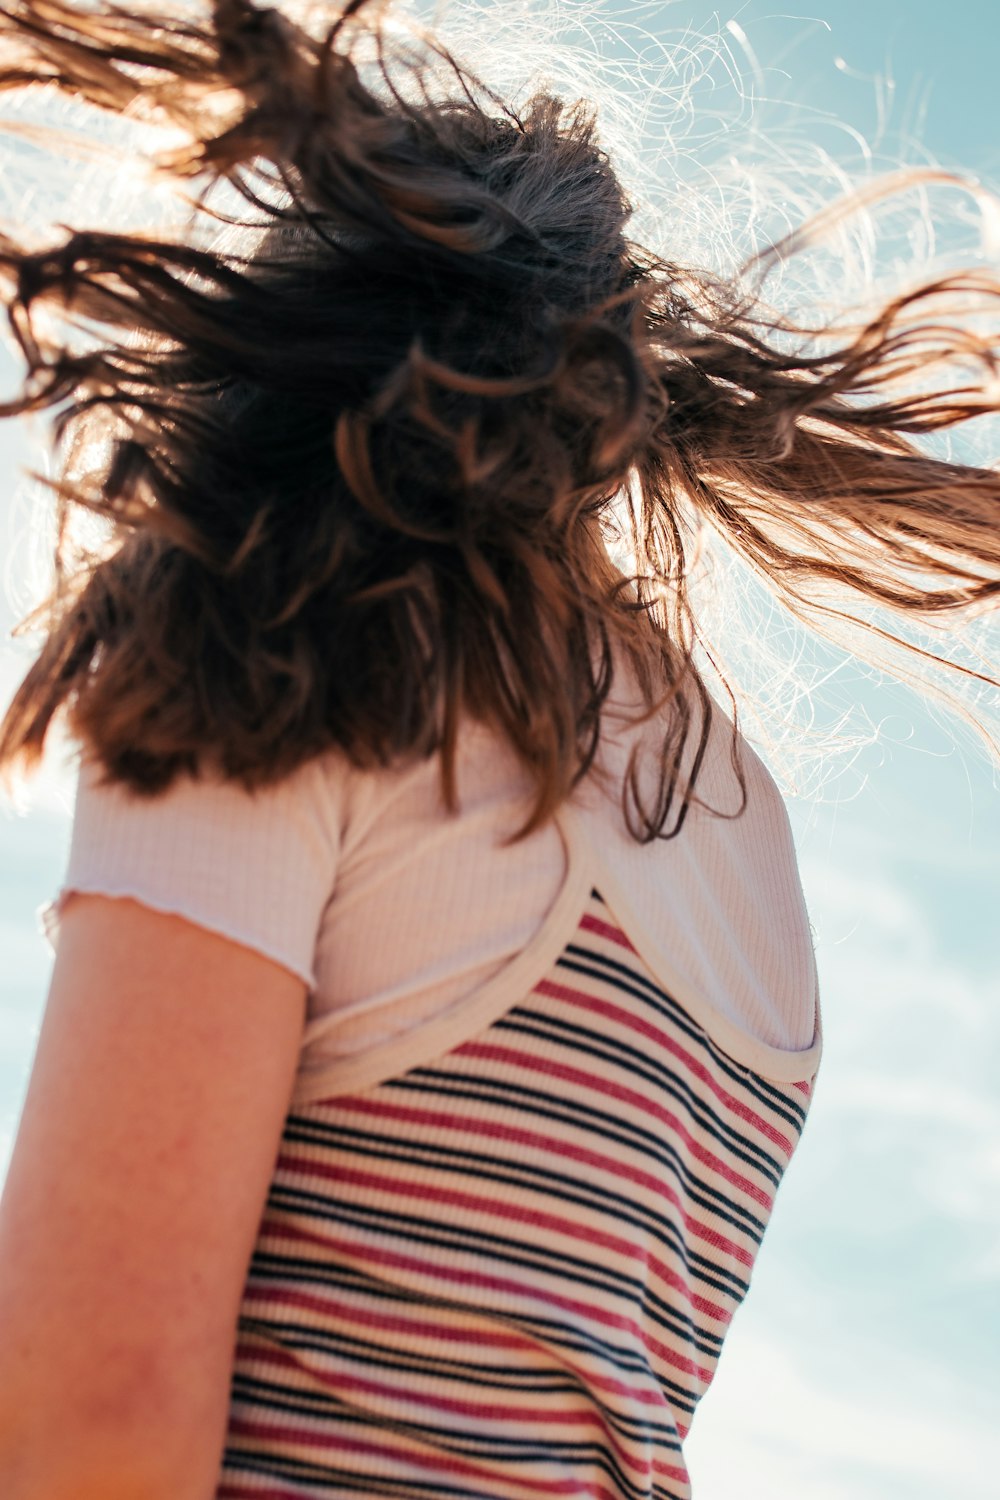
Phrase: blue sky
[{"left": 1, "top": 3, "right": 999, "bottom": 1496}]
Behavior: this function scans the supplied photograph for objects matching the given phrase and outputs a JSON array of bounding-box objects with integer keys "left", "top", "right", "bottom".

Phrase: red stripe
[
  {"left": 534, "top": 977, "right": 795, "bottom": 1153},
  {"left": 579, "top": 911, "right": 637, "bottom": 951},
  {"left": 580, "top": 916, "right": 815, "bottom": 1094},
  {"left": 225, "top": 1414, "right": 658, "bottom": 1499},
  {"left": 244, "top": 1281, "right": 535, "bottom": 1350},
  {"left": 255, "top": 1213, "right": 731, "bottom": 1357},
  {"left": 238, "top": 1281, "right": 680, "bottom": 1409},
  {"left": 328, "top": 1093, "right": 757, "bottom": 1266},
  {"left": 453, "top": 1037, "right": 775, "bottom": 1210},
  {"left": 275, "top": 1151, "right": 730, "bottom": 1336},
  {"left": 234, "top": 1339, "right": 663, "bottom": 1476}
]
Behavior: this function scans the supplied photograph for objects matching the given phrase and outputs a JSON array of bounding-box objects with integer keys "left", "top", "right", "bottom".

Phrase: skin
[{"left": 0, "top": 893, "right": 307, "bottom": 1500}]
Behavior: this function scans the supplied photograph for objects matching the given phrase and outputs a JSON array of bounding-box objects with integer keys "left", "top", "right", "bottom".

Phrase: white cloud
[
  {"left": 687, "top": 1325, "right": 1000, "bottom": 1500},
  {"left": 786, "top": 849, "right": 1000, "bottom": 1268},
  {"left": 798, "top": 852, "right": 995, "bottom": 1039},
  {"left": 822, "top": 1070, "right": 999, "bottom": 1129}
]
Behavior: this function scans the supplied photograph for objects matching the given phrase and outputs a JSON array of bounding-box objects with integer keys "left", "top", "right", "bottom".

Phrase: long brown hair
[{"left": 0, "top": 0, "right": 997, "bottom": 838}]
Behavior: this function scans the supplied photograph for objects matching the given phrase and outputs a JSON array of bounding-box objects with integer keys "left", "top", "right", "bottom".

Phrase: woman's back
[
  {"left": 38, "top": 679, "right": 820, "bottom": 1498},
  {"left": 51, "top": 667, "right": 819, "bottom": 1108}
]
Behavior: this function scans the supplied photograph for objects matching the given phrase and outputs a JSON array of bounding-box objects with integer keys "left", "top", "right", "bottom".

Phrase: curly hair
[{"left": 0, "top": 0, "right": 997, "bottom": 838}]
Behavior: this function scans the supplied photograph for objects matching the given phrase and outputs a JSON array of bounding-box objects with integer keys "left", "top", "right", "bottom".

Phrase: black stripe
[
  {"left": 280, "top": 1117, "right": 754, "bottom": 1297},
  {"left": 496, "top": 1003, "right": 787, "bottom": 1187},
  {"left": 224, "top": 1385, "right": 681, "bottom": 1500},
  {"left": 395, "top": 1044, "right": 779, "bottom": 1230},
  {"left": 580, "top": 891, "right": 815, "bottom": 1119},
  {"left": 560, "top": 948, "right": 809, "bottom": 1134},
  {"left": 369, "top": 1074, "right": 770, "bottom": 1241},
  {"left": 245, "top": 1247, "right": 722, "bottom": 1366},
  {"left": 245, "top": 1247, "right": 708, "bottom": 1396},
  {"left": 239, "top": 1317, "right": 603, "bottom": 1392},
  {"left": 231, "top": 1353, "right": 686, "bottom": 1446},
  {"left": 223, "top": 1445, "right": 517, "bottom": 1500},
  {"left": 562, "top": 941, "right": 813, "bottom": 1129},
  {"left": 264, "top": 1183, "right": 728, "bottom": 1378}
]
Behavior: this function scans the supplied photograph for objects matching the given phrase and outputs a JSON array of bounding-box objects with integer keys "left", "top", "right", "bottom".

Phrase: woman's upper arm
[{"left": 0, "top": 892, "right": 307, "bottom": 1497}]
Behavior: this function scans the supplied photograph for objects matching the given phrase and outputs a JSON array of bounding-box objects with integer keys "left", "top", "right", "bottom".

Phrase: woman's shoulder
[{"left": 44, "top": 749, "right": 349, "bottom": 990}]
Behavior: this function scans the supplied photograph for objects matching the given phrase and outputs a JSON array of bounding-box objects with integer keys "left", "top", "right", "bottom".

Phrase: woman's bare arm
[{"left": 0, "top": 893, "right": 307, "bottom": 1500}]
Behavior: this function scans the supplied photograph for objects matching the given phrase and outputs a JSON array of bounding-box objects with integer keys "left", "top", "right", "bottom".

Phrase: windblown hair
[{"left": 0, "top": 0, "right": 997, "bottom": 837}]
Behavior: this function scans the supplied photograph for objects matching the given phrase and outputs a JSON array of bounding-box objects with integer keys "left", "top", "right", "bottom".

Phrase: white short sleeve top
[{"left": 43, "top": 677, "right": 821, "bottom": 1104}]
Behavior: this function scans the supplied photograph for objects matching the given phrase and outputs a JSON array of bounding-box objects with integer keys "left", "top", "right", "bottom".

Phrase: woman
[{"left": 0, "top": 2, "right": 996, "bottom": 1497}]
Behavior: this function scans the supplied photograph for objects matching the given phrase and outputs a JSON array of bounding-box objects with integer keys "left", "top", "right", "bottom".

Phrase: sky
[{"left": 1, "top": 3, "right": 999, "bottom": 1497}]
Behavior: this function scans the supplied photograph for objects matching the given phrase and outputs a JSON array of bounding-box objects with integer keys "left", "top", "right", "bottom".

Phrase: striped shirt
[{"left": 217, "top": 887, "right": 817, "bottom": 1499}]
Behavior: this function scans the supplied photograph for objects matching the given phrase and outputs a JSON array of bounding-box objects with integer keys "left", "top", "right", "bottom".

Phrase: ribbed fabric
[
  {"left": 44, "top": 694, "right": 819, "bottom": 1107},
  {"left": 217, "top": 888, "right": 817, "bottom": 1500}
]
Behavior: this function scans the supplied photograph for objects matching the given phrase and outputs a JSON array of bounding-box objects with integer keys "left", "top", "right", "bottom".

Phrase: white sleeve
[{"left": 40, "top": 754, "right": 344, "bottom": 991}]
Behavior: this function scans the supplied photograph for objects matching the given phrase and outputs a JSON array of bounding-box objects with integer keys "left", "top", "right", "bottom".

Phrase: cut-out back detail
[{"left": 218, "top": 889, "right": 816, "bottom": 1499}]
